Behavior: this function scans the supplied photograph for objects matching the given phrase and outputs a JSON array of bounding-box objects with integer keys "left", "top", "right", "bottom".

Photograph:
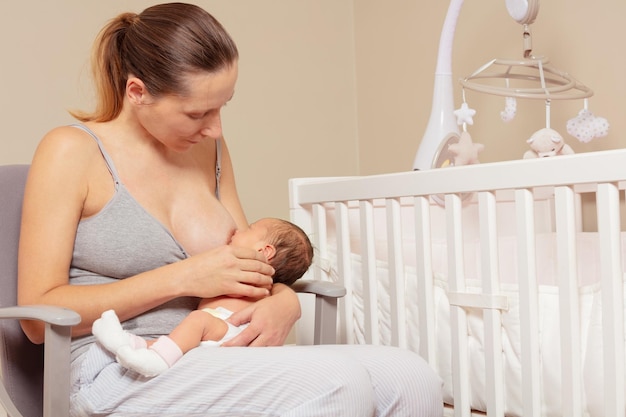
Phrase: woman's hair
[
  {"left": 267, "top": 219, "right": 314, "bottom": 286},
  {"left": 72, "top": 2, "right": 238, "bottom": 122}
]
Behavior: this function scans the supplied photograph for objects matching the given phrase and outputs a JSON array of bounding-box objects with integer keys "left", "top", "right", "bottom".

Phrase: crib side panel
[{"left": 289, "top": 150, "right": 626, "bottom": 417}]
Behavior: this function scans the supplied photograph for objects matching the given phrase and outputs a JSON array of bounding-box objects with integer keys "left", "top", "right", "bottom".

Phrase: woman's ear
[
  {"left": 126, "top": 77, "right": 150, "bottom": 105},
  {"left": 259, "top": 244, "right": 276, "bottom": 262}
]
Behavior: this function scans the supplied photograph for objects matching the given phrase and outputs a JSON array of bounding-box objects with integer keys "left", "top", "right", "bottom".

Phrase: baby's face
[{"left": 229, "top": 218, "right": 273, "bottom": 250}]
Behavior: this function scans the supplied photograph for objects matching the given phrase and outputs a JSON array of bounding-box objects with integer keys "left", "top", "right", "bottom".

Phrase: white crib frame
[{"left": 289, "top": 150, "right": 626, "bottom": 417}]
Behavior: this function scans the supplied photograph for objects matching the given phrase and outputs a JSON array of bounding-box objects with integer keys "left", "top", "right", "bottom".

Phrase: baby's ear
[{"left": 260, "top": 244, "right": 276, "bottom": 262}]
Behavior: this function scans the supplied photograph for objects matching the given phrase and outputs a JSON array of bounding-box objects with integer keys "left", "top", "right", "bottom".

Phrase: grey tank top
[{"left": 69, "top": 124, "right": 200, "bottom": 360}]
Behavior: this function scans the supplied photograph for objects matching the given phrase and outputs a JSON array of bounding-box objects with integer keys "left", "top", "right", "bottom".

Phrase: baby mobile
[
  {"left": 453, "top": 2, "right": 609, "bottom": 164},
  {"left": 412, "top": 0, "right": 609, "bottom": 171},
  {"left": 457, "top": 53, "right": 609, "bottom": 162}
]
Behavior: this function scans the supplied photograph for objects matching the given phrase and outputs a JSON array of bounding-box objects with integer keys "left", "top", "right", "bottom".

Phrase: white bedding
[{"left": 320, "top": 232, "right": 626, "bottom": 417}]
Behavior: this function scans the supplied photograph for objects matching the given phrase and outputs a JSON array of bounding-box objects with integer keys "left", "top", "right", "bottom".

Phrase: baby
[{"left": 92, "top": 217, "right": 313, "bottom": 377}]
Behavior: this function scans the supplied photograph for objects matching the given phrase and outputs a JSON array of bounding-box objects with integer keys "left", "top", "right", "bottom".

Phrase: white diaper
[{"left": 199, "top": 306, "right": 249, "bottom": 347}]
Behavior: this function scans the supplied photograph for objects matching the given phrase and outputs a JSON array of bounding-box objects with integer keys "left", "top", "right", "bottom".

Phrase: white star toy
[
  {"left": 448, "top": 131, "right": 484, "bottom": 166},
  {"left": 454, "top": 102, "right": 476, "bottom": 126}
]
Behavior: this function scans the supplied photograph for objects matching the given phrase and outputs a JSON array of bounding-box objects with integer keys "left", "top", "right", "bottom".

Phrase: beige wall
[
  {"left": 1, "top": 1, "right": 624, "bottom": 220},
  {"left": 0, "top": 0, "right": 359, "bottom": 221},
  {"left": 356, "top": 0, "right": 626, "bottom": 174}
]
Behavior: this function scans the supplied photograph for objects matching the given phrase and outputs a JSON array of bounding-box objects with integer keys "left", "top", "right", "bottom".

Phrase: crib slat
[
  {"left": 311, "top": 203, "right": 328, "bottom": 283},
  {"left": 386, "top": 198, "right": 407, "bottom": 348},
  {"left": 334, "top": 201, "right": 354, "bottom": 344},
  {"left": 478, "top": 191, "right": 505, "bottom": 417},
  {"left": 360, "top": 200, "right": 380, "bottom": 345},
  {"left": 289, "top": 199, "right": 313, "bottom": 281},
  {"left": 554, "top": 186, "right": 583, "bottom": 417},
  {"left": 445, "top": 193, "right": 471, "bottom": 417},
  {"left": 596, "top": 183, "right": 625, "bottom": 417},
  {"left": 514, "top": 189, "right": 542, "bottom": 417},
  {"left": 414, "top": 196, "right": 437, "bottom": 366}
]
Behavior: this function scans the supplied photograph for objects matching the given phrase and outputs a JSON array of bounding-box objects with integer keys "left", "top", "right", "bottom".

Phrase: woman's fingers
[
  {"left": 230, "top": 246, "right": 275, "bottom": 275},
  {"left": 222, "top": 306, "right": 281, "bottom": 347},
  {"left": 222, "top": 306, "right": 257, "bottom": 346},
  {"left": 223, "top": 288, "right": 298, "bottom": 347},
  {"left": 228, "top": 247, "right": 274, "bottom": 291},
  {"left": 227, "top": 280, "right": 270, "bottom": 299},
  {"left": 187, "top": 245, "right": 274, "bottom": 299}
]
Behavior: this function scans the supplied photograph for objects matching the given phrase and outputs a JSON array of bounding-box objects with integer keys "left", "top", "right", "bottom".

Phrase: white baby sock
[
  {"left": 92, "top": 310, "right": 147, "bottom": 353},
  {"left": 116, "top": 335, "right": 183, "bottom": 378}
]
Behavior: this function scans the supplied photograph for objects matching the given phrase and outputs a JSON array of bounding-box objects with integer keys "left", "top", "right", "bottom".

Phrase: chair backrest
[{"left": 0, "top": 165, "right": 44, "bottom": 417}]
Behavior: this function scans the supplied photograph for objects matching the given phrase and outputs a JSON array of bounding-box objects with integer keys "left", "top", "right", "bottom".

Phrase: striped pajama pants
[{"left": 70, "top": 342, "right": 442, "bottom": 416}]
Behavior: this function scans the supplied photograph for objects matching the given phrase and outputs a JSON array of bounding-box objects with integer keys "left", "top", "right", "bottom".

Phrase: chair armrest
[
  {"left": 0, "top": 305, "right": 81, "bottom": 325},
  {"left": 0, "top": 305, "right": 80, "bottom": 417},
  {"left": 292, "top": 280, "right": 345, "bottom": 345},
  {"left": 291, "top": 279, "right": 346, "bottom": 298}
]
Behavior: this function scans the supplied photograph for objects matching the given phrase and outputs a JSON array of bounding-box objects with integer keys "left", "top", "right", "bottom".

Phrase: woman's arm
[{"left": 18, "top": 127, "right": 273, "bottom": 344}]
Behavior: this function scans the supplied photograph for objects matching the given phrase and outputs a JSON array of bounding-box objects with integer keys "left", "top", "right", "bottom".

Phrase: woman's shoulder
[
  {"left": 29, "top": 124, "right": 106, "bottom": 180},
  {"left": 34, "top": 124, "right": 101, "bottom": 162},
  {"left": 39, "top": 124, "right": 96, "bottom": 149}
]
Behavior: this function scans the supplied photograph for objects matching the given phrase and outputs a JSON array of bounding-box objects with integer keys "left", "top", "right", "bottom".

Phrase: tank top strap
[
  {"left": 71, "top": 123, "right": 122, "bottom": 186},
  {"left": 70, "top": 124, "right": 221, "bottom": 198},
  {"left": 215, "top": 138, "right": 222, "bottom": 200}
]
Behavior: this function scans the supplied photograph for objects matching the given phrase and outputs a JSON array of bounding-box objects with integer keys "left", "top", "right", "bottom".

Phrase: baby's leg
[
  {"left": 166, "top": 309, "right": 228, "bottom": 352},
  {"left": 116, "top": 336, "right": 181, "bottom": 377},
  {"left": 115, "top": 310, "right": 232, "bottom": 377}
]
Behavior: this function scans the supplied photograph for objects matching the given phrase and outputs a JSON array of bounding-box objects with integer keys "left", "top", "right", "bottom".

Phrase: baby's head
[{"left": 230, "top": 218, "right": 313, "bottom": 286}]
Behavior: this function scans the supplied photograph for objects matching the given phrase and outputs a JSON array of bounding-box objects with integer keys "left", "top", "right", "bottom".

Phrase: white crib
[{"left": 289, "top": 149, "right": 626, "bottom": 417}]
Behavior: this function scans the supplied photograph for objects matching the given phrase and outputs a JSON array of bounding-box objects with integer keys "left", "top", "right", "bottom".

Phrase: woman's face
[{"left": 134, "top": 62, "right": 238, "bottom": 152}]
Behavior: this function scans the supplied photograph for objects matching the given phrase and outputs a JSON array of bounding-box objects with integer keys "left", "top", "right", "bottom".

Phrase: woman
[{"left": 17, "top": 3, "right": 442, "bottom": 416}]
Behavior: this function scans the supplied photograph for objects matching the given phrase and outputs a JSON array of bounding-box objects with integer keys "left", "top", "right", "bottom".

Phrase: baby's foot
[
  {"left": 116, "top": 345, "right": 169, "bottom": 378},
  {"left": 92, "top": 310, "right": 133, "bottom": 353}
]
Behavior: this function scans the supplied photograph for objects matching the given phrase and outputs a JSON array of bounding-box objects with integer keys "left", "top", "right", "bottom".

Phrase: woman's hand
[
  {"left": 184, "top": 245, "right": 275, "bottom": 300},
  {"left": 222, "top": 284, "right": 301, "bottom": 346}
]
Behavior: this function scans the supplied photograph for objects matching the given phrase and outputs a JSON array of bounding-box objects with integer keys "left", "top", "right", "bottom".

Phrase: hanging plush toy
[
  {"left": 500, "top": 96, "right": 517, "bottom": 122},
  {"left": 448, "top": 131, "right": 484, "bottom": 165},
  {"left": 566, "top": 107, "right": 610, "bottom": 143},
  {"left": 523, "top": 127, "right": 574, "bottom": 158},
  {"left": 449, "top": 100, "right": 484, "bottom": 166}
]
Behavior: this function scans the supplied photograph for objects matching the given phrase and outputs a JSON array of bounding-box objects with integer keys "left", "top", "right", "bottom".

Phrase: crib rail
[{"left": 289, "top": 150, "right": 626, "bottom": 417}]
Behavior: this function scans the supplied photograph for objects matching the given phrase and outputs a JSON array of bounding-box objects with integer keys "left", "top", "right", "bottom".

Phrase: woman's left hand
[{"left": 223, "top": 284, "right": 301, "bottom": 346}]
